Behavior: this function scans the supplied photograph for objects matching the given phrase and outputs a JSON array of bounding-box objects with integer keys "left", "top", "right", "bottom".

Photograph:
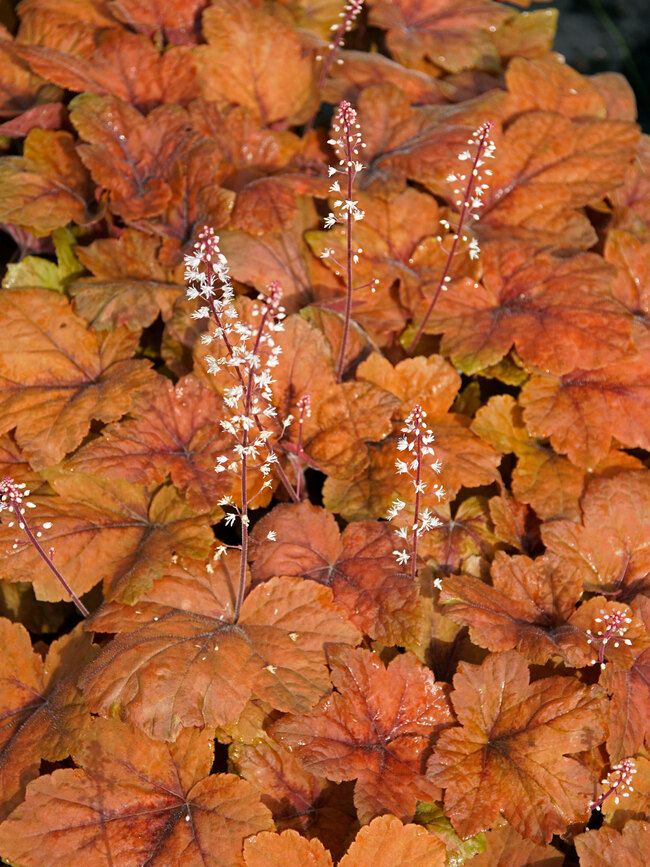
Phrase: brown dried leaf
[
  {"left": 428, "top": 650, "right": 606, "bottom": 842},
  {"left": 0, "top": 718, "right": 274, "bottom": 867},
  {"left": 272, "top": 646, "right": 453, "bottom": 823},
  {"left": 80, "top": 555, "right": 360, "bottom": 740},
  {"left": 0, "top": 288, "right": 154, "bottom": 469}
]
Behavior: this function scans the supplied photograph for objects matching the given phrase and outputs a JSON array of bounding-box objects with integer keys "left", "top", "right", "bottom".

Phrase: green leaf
[{"left": 415, "top": 802, "right": 486, "bottom": 866}]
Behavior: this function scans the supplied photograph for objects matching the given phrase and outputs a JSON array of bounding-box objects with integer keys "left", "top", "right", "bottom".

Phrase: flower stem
[
  {"left": 10, "top": 502, "right": 89, "bottom": 617},
  {"left": 406, "top": 122, "right": 493, "bottom": 355},
  {"left": 335, "top": 112, "right": 355, "bottom": 382},
  {"left": 208, "top": 297, "right": 299, "bottom": 503},
  {"left": 410, "top": 426, "right": 422, "bottom": 583}
]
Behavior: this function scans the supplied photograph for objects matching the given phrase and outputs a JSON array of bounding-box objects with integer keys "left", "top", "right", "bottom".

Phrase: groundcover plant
[{"left": 0, "top": 0, "right": 649, "bottom": 864}]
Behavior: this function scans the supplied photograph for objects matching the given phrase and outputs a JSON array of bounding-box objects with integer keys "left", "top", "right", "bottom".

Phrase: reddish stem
[
  {"left": 335, "top": 113, "right": 355, "bottom": 382},
  {"left": 208, "top": 298, "right": 299, "bottom": 503},
  {"left": 10, "top": 503, "right": 89, "bottom": 617},
  {"left": 410, "top": 427, "right": 423, "bottom": 583},
  {"left": 406, "top": 124, "right": 492, "bottom": 355}
]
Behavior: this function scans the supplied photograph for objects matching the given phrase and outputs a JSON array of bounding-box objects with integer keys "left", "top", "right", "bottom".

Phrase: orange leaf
[
  {"left": 611, "top": 135, "right": 650, "bottom": 233},
  {"left": 431, "top": 242, "right": 632, "bottom": 376},
  {"left": 504, "top": 56, "right": 608, "bottom": 120},
  {"left": 470, "top": 820, "right": 563, "bottom": 867},
  {"left": 108, "top": 0, "right": 208, "bottom": 45},
  {"left": 233, "top": 739, "right": 357, "bottom": 861},
  {"left": 70, "top": 93, "right": 199, "bottom": 222},
  {"left": 0, "top": 621, "right": 95, "bottom": 819},
  {"left": 0, "top": 474, "right": 214, "bottom": 603},
  {"left": 0, "top": 288, "right": 154, "bottom": 469},
  {"left": 440, "top": 551, "right": 586, "bottom": 665},
  {"left": 66, "top": 375, "right": 235, "bottom": 511},
  {"left": 521, "top": 352, "right": 650, "bottom": 468},
  {"left": 71, "top": 229, "right": 183, "bottom": 330},
  {"left": 605, "top": 229, "right": 650, "bottom": 350},
  {"left": 428, "top": 650, "right": 606, "bottom": 842},
  {"left": 17, "top": 31, "right": 199, "bottom": 110},
  {"left": 600, "top": 596, "right": 650, "bottom": 761},
  {"left": 194, "top": 0, "right": 316, "bottom": 126},
  {"left": 0, "top": 718, "right": 274, "bottom": 867},
  {"left": 244, "top": 830, "right": 333, "bottom": 867},
  {"left": 480, "top": 112, "right": 639, "bottom": 247},
  {"left": 575, "top": 821, "right": 650, "bottom": 867},
  {"left": 250, "top": 502, "right": 423, "bottom": 646},
  {"left": 368, "top": 0, "right": 509, "bottom": 76},
  {"left": 0, "top": 129, "right": 92, "bottom": 235},
  {"left": 80, "top": 555, "right": 360, "bottom": 740},
  {"left": 271, "top": 646, "right": 452, "bottom": 823},
  {"left": 338, "top": 814, "right": 446, "bottom": 867},
  {"left": 543, "top": 470, "right": 650, "bottom": 601}
]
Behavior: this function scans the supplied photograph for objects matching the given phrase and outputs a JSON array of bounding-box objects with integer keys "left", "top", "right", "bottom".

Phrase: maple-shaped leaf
[
  {"left": 0, "top": 26, "right": 57, "bottom": 122},
  {"left": 489, "top": 492, "right": 539, "bottom": 553},
  {"left": 272, "top": 314, "right": 336, "bottom": 426},
  {"left": 0, "top": 718, "right": 274, "bottom": 867},
  {"left": 0, "top": 128, "right": 92, "bottom": 235},
  {"left": 440, "top": 551, "right": 587, "bottom": 665},
  {"left": 504, "top": 56, "right": 610, "bottom": 120},
  {"left": 218, "top": 199, "right": 330, "bottom": 313},
  {"left": 357, "top": 353, "right": 500, "bottom": 496},
  {"left": 323, "top": 48, "right": 445, "bottom": 108},
  {"left": 491, "top": 7, "right": 558, "bottom": 64},
  {"left": 470, "top": 820, "right": 563, "bottom": 867},
  {"left": 233, "top": 739, "right": 357, "bottom": 861},
  {"left": 66, "top": 375, "right": 235, "bottom": 512},
  {"left": 302, "top": 381, "right": 399, "bottom": 481},
  {"left": 428, "top": 650, "right": 606, "bottom": 842},
  {"left": 250, "top": 502, "right": 422, "bottom": 646},
  {"left": 194, "top": 0, "right": 316, "bottom": 126},
  {"left": 70, "top": 94, "right": 199, "bottom": 222},
  {"left": 337, "top": 814, "right": 446, "bottom": 867},
  {"left": 0, "top": 620, "right": 96, "bottom": 820},
  {"left": 543, "top": 470, "right": 650, "bottom": 601},
  {"left": 16, "top": 30, "right": 199, "bottom": 110},
  {"left": 71, "top": 229, "right": 184, "bottom": 330},
  {"left": 416, "top": 496, "right": 499, "bottom": 578},
  {"left": 472, "top": 395, "right": 640, "bottom": 521},
  {"left": 611, "top": 135, "right": 650, "bottom": 233},
  {"left": 600, "top": 596, "right": 650, "bottom": 760},
  {"left": 430, "top": 241, "right": 633, "bottom": 376},
  {"left": 520, "top": 351, "right": 650, "bottom": 468},
  {"left": 357, "top": 83, "right": 490, "bottom": 195},
  {"left": 271, "top": 646, "right": 452, "bottom": 823},
  {"left": 368, "top": 0, "right": 510, "bottom": 76},
  {"left": 108, "top": 0, "right": 208, "bottom": 45},
  {"left": 0, "top": 473, "right": 214, "bottom": 603},
  {"left": 605, "top": 229, "right": 650, "bottom": 350},
  {"left": 307, "top": 188, "right": 454, "bottom": 345},
  {"left": 80, "top": 553, "right": 360, "bottom": 740},
  {"left": 244, "top": 830, "right": 333, "bottom": 867},
  {"left": 479, "top": 112, "right": 639, "bottom": 247},
  {"left": 0, "top": 288, "right": 154, "bottom": 469},
  {"left": 575, "top": 821, "right": 650, "bottom": 867},
  {"left": 16, "top": 0, "right": 120, "bottom": 55}
]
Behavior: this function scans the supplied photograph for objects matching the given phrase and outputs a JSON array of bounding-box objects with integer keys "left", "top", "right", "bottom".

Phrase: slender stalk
[
  {"left": 208, "top": 297, "right": 299, "bottom": 503},
  {"left": 1, "top": 486, "right": 89, "bottom": 617},
  {"left": 410, "top": 426, "right": 423, "bottom": 583},
  {"left": 334, "top": 106, "right": 361, "bottom": 382},
  {"left": 406, "top": 122, "right": 494, "bottom": 355}
]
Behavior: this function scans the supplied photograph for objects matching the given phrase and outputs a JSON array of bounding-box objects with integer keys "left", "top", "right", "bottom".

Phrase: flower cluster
[
  {"left": 315, "top": 1, "right": 365, "bottom": 71},
  {"left": 586, "top": 607, "right": 633, "bottom": 669},
  {"left": 321, "top": 101, "right": 378, "bottom": 379},
  {"left": 590, "top": 757, "right": 637, "bottom": 811},
  {"left": 387, "top": 405, "right": 445, "bottom": 583},
  {"left": 407, "top": 121, "right": 495, "bottom": 353},
  {"left": 185, "top": 229, "right": 302, "bottom": 619}
]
